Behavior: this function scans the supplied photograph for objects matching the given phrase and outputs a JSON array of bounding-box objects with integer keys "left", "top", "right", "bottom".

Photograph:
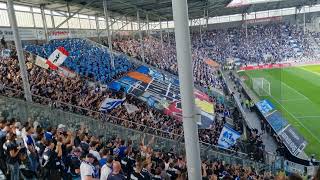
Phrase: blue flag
[
  {"left": 218, "top": 125, "right": 241, "bottom": 149},
  {"left": 100, "top": 97, "right": 126, "bottom": 111}
]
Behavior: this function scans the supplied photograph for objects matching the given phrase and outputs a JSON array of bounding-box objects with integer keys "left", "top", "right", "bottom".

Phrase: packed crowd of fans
[
  {"left": 0, "top": 22, "right": 316, "bottom": 179},
  {"left": 1, "top": 117, "right": 319, "bottom": 180},
  {"left": 113, "top": 23, "right": 315, "bottom": 91},
  {"left": 0, "top": 54, "right": 248, "bottom": 159},
  {"left": 25, "top": 39, "right": 133, "bottom": 84},
  {"left": 113, "top": 36, "right": 223, "bottom": 91}
]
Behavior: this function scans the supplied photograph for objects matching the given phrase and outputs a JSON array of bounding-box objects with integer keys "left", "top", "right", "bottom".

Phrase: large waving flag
[
  {"left": 100, "top": 97, "right": 126, "bottom": 111},
  {"left": 46, "top": 47, "right": 69, "bottom": 70},
  {"left": 218, "top": 125, "right": 241, "bottom": 149}
]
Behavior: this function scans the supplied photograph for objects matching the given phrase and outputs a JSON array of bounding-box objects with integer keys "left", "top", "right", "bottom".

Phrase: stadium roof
[{"left": 6, "top": 0, "right": 318, "bottom": 21}]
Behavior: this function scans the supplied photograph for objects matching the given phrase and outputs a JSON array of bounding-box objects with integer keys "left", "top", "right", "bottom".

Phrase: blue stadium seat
[{"left": 25, "top": 38, "right": 133, "bottom": 84}]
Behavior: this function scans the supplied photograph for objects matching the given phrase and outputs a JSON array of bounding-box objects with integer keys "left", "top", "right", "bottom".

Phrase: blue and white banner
[
  {"left": 100, "top": 97, "right": 125, "bottom": 111},
  {"left": 256, "top": 99, "right": 275, "bottom": 116},
  {"left": 1, "top": 49, "right": 11, "bottom": 58},
  {"left": 218, "top": 125, "right": 241, "bottom": 149}
]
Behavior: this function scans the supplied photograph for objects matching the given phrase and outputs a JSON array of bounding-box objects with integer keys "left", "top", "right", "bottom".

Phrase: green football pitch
[{"left": 238, "top": 65, "right": 320, "bottom": 158}]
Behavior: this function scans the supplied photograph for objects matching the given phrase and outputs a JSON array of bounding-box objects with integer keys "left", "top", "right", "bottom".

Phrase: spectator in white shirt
[
  {"left": 80, "top": 153, "right": 98, "bottom": 180},
  {"left": 100, "top": 155, "right": 114, "bottom": 180}
]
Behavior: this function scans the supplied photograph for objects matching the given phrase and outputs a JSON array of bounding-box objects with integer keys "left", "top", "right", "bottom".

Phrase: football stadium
[{"left": 0, "top": 0, "right": 320, "bottom": 179}]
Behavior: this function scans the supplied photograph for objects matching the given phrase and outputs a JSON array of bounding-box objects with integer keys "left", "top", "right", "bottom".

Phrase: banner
[
  {"left": 265, "top": 111, "right": 289, "bottom": 133},
  {"left": 100, "top": 97, "right": 125, "bottom": 111},
  {"left": 217, "top": 125, "right": 241, "bottom": 149},
  {"left": 256, "top": 99, "right": 275, "bottom": 116},
  {"left": 1, "top": 49, "right": 11, "bottom": 58},
  {"left": 256, "top": 100, "right": 307, "bottom": 156},
  {"left": 48, "top": 31, "right": 70, "bottom": 40},
  {"left": 280, "top": 126, "right": 307, "bottom": 156},
  {"left": 35, "top": 55, "right": 49, "bottom": 69},
  {"left": 123, "top": 102, "right": 139, "bottom": 114},
  {"left": 57, "top": 66, "right": 76, "bottom": 78},
  {"left": 46, "top": 47, "right": 69, "bottom": 70},
  {"left": 284, "top": 160, "right": 315, "bottom": 176},
  {"left": 109, "top": 66, "right": 215, "bottom": 129},
  {"left": 228, "top": 0, "right": 283, "bottom": 7},
  {"left": 204, "top": 59, "right": 220, "bottom": 68}
]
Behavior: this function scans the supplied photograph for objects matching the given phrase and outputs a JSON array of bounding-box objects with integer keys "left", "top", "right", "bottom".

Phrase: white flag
[
  {"left": 46, "top": 47, "right": 69, "bottom": 70},
  {"left": 35, "top": 55, "right": 49, "bottom": 69},
  {"left": 123, "top": 102, "right": 139, "bottom": 114}
]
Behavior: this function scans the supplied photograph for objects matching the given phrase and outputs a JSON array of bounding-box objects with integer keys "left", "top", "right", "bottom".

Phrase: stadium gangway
[
  {"left": 220, "top": 68, "right": 254, "bottom": 129},
  {"left": 219, "top": 69, "right": 280, "bottom": 164},
  {"left": 0, "top": 85, "right": 278, "bottom": 172}
]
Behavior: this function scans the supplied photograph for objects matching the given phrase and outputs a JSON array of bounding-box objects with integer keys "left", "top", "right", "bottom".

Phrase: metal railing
[{"left": 0, "top": 86, "right": 274, "bottom": 171}]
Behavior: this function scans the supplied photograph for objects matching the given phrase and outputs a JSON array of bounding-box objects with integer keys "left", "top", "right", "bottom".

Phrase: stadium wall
[{"left": 0, "top": 11, "right": 316, "bottom": 42}]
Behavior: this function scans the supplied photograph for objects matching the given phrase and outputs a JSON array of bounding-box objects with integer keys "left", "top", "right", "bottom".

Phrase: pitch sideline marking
[
  {"left": 280, "top": 81, "right": 314, "bottom": 104},
  {"left": 299, "top": 67, "right": 320, "bottom": 77},
  {"left": 268, "top": 92, "right": 320, "bottom": 144},
  {"left": 295, "top": 115, "right": 320, "bottom": 119},
  {"left": 272, "top": 79, "right": 320, "bottom": 143},
  {"left": 280, "top": 98, "right": 308, "bottom": 102},
  {"left": 246, "top": 72, "right": 320, "bottom": 144}
]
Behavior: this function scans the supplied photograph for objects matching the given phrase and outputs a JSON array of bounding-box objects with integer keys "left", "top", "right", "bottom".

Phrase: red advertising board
[{"left": 240, "top": 63, "right": 291, "bottom": 71}]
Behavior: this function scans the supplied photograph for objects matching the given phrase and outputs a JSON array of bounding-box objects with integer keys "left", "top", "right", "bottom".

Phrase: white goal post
[{"left": 252, "top": 78, "right": 271, "bottom": 96}]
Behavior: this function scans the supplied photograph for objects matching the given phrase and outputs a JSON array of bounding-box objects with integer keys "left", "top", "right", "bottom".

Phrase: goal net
[{"left": 252, "top": 78, "right": 271, "bottom": 96}]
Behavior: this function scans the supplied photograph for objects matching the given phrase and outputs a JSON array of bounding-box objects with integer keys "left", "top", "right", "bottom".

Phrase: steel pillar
[
  {"left": 159, "top": 18, "right": 163, "bottom": 50},
  {"left": 171, "top": 0, "right": 201, "bottom": 179},
  {"left": 137, "top": 10, "right": 145, "bottom": 62},
  {"left": 67, "top": 2, "right": 71, "bottom": 37},
  {"left": 103, "top": 0, "right": 115, "bottom": 69},
  {"left": 146, "top": 14, "right": 150, "bottom": 37},
  {"left": 199, "top": 19, "right": 203, "bottom": 44},
  {"left": 40, "top": 5, "right": 49, "bottom": 42},
  {"left": 303, "top": 6, "right": 306, "bottom": 34},
  {"left": 95, "top": 15, "right": 101, "bottom": 43},
  {"left": 7, "top": 0, "right": 32, "bottom": 102},
  {"left": 245, "top": 14, "right": 248, "bottom": 39},
  {"left": 167, "top": 20, "right": 170, "bottom": 47}
]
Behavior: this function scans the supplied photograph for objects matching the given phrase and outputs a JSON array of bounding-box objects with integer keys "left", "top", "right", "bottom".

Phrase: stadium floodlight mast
[
  {"left": 171, "top": 0, "right": 202, "bottom": 179},
  {"left": 137, "top": 9, "right": 145, "bottom": 63},
  {"left": 40, "top": 5, "right": 49, "bottom": 43},
  {"left": 103, "top": 0, "right": 115, "bottom": 70},
  {"left": 7, "top": 0, "right": 32, "bottom": 102}
]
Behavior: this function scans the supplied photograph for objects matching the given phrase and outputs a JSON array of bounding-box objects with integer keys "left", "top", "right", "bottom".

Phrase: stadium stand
[
  {"left": 114, "top": 23, "right": 315, "bottom": 71},
  {"left": 0, "top": 54, "right": 258, "bottom": 159},
  {"left": 0, "top": 112, "right": 275, "bottom": 179},
  {"left": 0, "top": 95, "right": 318, "bottom": 179},
  {"left": 25, "top": 39, "right": 133, "bottom": 84},
  {"left": 1, "top": 0, "right": 320, "bottom": 179}
]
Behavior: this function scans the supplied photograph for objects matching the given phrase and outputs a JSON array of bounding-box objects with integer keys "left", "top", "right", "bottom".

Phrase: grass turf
[{"left": 238, "top": 65, "right": 320, "bottom": 158}]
